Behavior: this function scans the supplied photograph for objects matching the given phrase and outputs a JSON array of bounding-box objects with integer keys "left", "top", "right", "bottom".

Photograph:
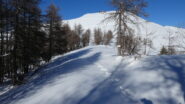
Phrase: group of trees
[
  {"left": 0, "top": 0, "right": 46, "bottom": 84},
  {"left": 0, "top": 0, "right": 93, "bottom": 85},
  {"left": 0, "top": 0, "right": 113, "bottom": 85},
  {"left": 94, "top": 28, "right": 113, "bottom": 45},
  {"left": 160, "top": 46, "right": 176, "bottom": 55},
  {"left": 108, "top": 0, "right": 182, "bottom": 56},
  {"left": 160, "top": 31, "right": 177, "bottom": 55}
]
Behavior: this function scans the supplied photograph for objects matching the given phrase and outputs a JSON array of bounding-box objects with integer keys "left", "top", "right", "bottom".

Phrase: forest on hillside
[{"left": 0, "top": 0, "right": 114, "bottom": 85}]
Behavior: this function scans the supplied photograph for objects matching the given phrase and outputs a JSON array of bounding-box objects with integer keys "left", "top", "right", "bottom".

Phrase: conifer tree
[
  {"left": 160, "top": 46, "right": 168, "bottom": 55},
  {"left": 45, "top": 3, "right": 61, "bottom": 60},
  {"left": 0, "top": 0, "right": 47, "bottom": 84}
]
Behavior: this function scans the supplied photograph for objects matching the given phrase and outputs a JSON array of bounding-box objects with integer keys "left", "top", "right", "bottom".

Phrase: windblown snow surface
[{"left": 0, "top": 46, "right": 185, "bottom": 104}]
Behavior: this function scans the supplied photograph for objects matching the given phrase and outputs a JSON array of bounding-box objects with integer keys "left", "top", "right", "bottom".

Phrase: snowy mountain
[
  {"left": 65, "top": 11, "right": 185, "bottom": 55},
  {"left": 0, "top": 46, "right": 184, "bottom": 104}
]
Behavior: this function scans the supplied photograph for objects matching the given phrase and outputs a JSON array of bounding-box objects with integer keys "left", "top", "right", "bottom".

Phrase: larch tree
[
  {"left": 94, "top": 28, "right": 103, "bottom": 45},
  {"left": 10, "top": 0, "right": 45, "bottom": 84},
  {"left": 82, "top": 29, "right": 91, "bottom": 47},
  {"left": 0, "top": 0, "right": 5, "bottom": 83},
  {"left": 0, "top": 0, "right": 47, "bottom": 84},
  {"left": 45, "top": 3, "right": 61, "bottom": 60},
  {"left": 103, "top": 30, "right": 113, "bottom": 45},
  {"left": 74, "top": 24, "right": 84, "bottom": 48},
  {"left": 105, "top": 0, "right": 148, "bottom": 55},
  {"left": 67, "top": 30, "right": 80, "bottom": 51},
  {"left": 54, "top": 24, "right": 68, "bottom": 54},
  {"left": 143, "top": 30, "right": 154, "bottom": 55},
  {"left": 166, "top": 30, "right": 176, "bottom": 55}
]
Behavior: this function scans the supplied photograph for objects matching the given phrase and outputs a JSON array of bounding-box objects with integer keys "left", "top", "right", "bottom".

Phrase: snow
[
  {"left": 126, "top": 56, "right": 185, "bottom": 104},
  {"left": 65, "top": 11, "right": 185, "bottom": 55},
  {"left": 0, "top": 85, "right": 14, "bottom": 96},
  {"left": 1, "top": 11, "right": 185, "bottom": 103},
  {"left": 1, "top": 46, "right": 185, "bottom": 104},
  {"left": 0, "top": 46, "right": 122, "bottom": 104}
]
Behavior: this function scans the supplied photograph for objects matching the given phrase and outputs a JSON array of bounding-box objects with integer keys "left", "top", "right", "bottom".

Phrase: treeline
[{"left": 0, "top": 0, "right": 113, "bottom": 85}]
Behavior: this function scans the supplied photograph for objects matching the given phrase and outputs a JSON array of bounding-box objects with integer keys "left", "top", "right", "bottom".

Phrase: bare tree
[
  {"left": 104, "top": 0, "right": 148, "bottom": 55},
  {"left": 167, "top": 30, "right": 176, "bottom": 55},
  {"left": 67, "top": 30, "right": 80, "bottom": 51},
  {"left": 94, "top": 28, "right": 103, "bottom": 45},
  {"left": 125, "top": 35, "right": 142, "bottom": 55},
  {"left": 103, "top": 30, "right": 113, "bottom": 45},
  {"left": 74, "top": 24, "right": 83, "bottom": 36},
  {"left": 176, "top": 31, "right": 185, "bottom": 54},
  {"left": 143, "top": 30, "right": 154, "bottom": 55},
  {"left": 74, "top": 24, "right": 84, "bottom": 47},
  {"left": 82, "top": 29, "right": 91, "bottom": 47}
]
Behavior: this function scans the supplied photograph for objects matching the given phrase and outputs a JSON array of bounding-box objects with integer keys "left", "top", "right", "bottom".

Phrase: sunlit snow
[{"left": 0, "top": 46, "right": 185, "bottom": 104}]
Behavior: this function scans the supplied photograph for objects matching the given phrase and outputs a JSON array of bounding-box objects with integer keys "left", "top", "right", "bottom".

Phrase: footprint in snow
[{"left": 96, "top": 64, "right": 111, "bottom": 76}]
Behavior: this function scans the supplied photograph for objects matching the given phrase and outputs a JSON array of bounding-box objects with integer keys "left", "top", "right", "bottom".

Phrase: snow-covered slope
[
  {"left": 65, "top": 11, "right": 185, "bottom": 55},
  {"left": 0, "top": 46, "right": 185, "bottom": 104}
]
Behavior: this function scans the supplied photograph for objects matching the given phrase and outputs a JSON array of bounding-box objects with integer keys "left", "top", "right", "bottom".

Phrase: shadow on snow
[
  {"left": 0, "top": 48, "right": 101, "bottom": 104},
  {"left": 78, "top": 55, "right": 185, "bottom": 104}
]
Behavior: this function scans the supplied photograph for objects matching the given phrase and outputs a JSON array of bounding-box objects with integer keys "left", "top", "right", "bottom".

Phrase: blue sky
[{"left": 40, "top": 0, "right": 185, "bottom": 27}]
